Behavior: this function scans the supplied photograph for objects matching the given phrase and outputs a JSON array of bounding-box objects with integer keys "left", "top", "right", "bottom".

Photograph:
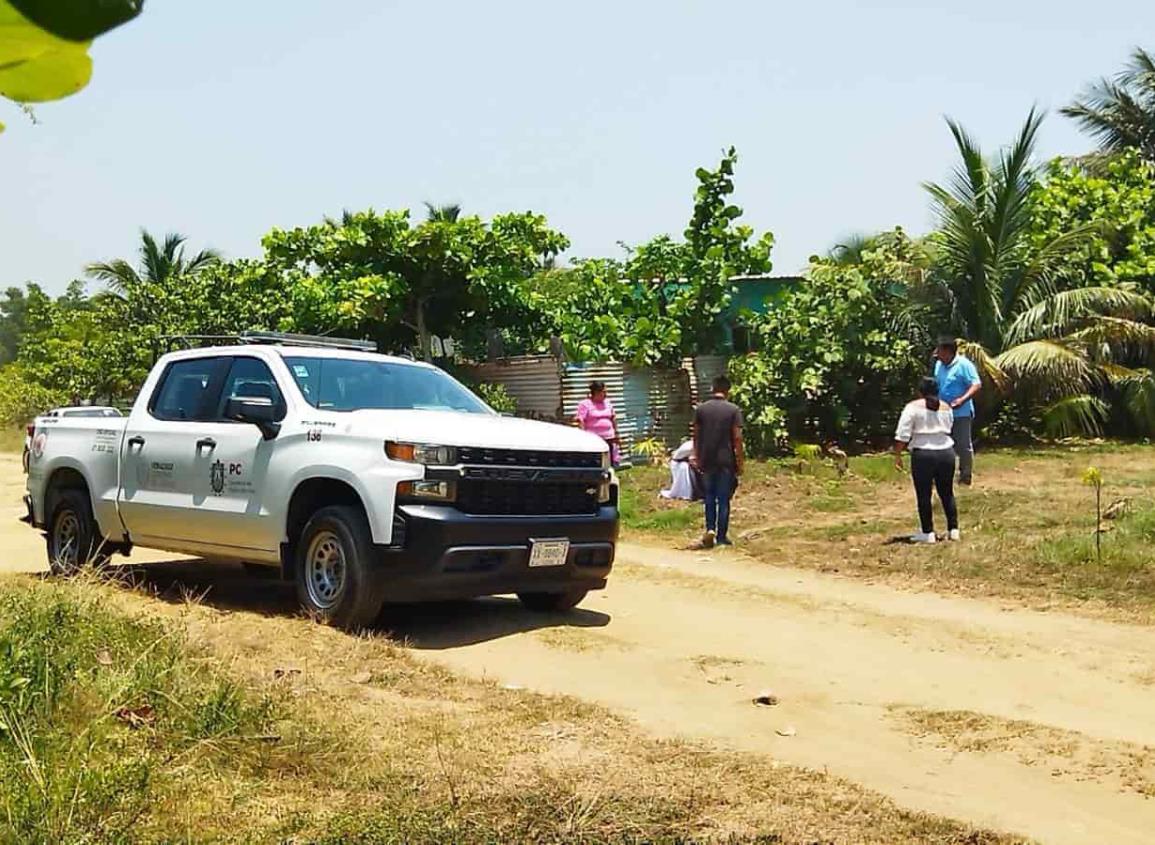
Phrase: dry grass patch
[
  {"left": 534, "top": 626, "right": 631, "bottom": 653},
  {"left": 621, "top": 444, "right": 1155, "bottom": 622},
  {"left": 893, "top": 707, "right": 1155, "bottom": 799}
]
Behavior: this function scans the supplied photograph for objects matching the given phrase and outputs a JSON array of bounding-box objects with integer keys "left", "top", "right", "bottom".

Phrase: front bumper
[{"left": 376, "top": 504, "right": 619, "bottom": 603}]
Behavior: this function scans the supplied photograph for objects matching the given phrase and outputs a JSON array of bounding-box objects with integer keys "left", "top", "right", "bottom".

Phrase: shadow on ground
[{"left": 45, "top": 557, "right": 612, "bottom": 650}]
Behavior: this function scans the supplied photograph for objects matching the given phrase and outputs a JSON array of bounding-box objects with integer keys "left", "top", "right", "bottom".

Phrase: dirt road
[{"left": 4, "top": 455, "right": 1154, "bottom": 844}]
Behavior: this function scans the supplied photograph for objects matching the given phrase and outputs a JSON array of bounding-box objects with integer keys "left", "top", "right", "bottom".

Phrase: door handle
[
  {"left": 196, "top": 437, "right": 217, "bottom": 452},
  {"left": 127, "top": 435, "right": 145, "bottom": 449}
]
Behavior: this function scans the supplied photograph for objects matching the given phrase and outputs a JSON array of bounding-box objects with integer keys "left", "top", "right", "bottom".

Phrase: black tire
[
  {"left": 294, "top": 505, "right": 386, "bottom": 630},
  {"left": 517, "top": 589, "right": 589, "bottom": 613},
  {"left": 46, "top": 489, "right": 109, "bottom": 576}
]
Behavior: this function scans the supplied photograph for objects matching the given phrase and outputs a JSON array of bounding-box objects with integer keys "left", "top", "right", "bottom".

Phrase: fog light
[{"left": 398, "top": 480, "right": 456, "bottom": 502}]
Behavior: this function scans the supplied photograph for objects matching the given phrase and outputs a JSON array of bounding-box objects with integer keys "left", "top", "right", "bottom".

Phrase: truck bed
[{"left": 27, "top": 417, "right": 127, "bottom": 540}]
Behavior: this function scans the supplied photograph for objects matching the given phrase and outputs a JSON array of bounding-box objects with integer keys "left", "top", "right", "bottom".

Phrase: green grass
[{"left": 0, "top": 577, "right": 298, "bottom": 843}]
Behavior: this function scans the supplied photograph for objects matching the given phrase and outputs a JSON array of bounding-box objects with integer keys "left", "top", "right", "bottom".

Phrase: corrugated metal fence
[
  {"left": 465, "top": 356, "right": 720, "bottom": 463},
  {"left": 466, "top": 355, "right": 561, "bottom": 419}
]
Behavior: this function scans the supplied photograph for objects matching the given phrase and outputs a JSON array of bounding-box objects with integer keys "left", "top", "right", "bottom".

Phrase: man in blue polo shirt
[{"left": 934, "top": 336, "right": 982, "bottom": 485}]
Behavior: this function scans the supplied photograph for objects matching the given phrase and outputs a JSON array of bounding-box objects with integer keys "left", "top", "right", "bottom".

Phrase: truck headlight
[
  {"left": 386, "top": 441, "right": 457, "bottom": 466},
  {"left": 398, "top": 480, "right": 456, "bottom": 502}
]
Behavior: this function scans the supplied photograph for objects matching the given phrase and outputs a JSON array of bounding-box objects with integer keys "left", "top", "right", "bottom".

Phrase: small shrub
[
  {"left": 633, "top": 437, "right": 667, "bottom": 466},
  {"left": 474, "top": 382, "right": 517, "bottom": 415}
]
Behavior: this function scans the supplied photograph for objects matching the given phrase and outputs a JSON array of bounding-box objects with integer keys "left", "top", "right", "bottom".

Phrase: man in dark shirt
[{"left": 692, "top": 375, "right": 745, "bottom": 548}]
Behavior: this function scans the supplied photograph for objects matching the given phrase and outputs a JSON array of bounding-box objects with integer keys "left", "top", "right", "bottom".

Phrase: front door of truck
[{"left": 182, "top": 356, "right": 284, "bottom": 555}]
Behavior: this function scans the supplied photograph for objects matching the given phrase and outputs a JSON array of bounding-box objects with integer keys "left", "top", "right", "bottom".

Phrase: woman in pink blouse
[{"left": 576, "top": 381, "right": 620, "bottom": 466}]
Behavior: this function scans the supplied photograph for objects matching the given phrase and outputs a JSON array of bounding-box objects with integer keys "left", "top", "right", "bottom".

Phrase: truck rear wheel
[
  {"left": 517, "top": 589, "right": 589, "bottom": 613},
  {"left": 46, "top": 489, "right": 108, "bottom": 576},
  {"left": 295, "top": 505, "right": 386, "bottom": 630}
]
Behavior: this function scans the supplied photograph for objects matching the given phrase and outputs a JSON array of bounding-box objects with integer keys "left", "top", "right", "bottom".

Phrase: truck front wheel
[
  {"left": 518, "top": 589, "right": 589, "bottom": 612},
  {"left": 46, "top": 489, "right": 108, "bottom": 576},
  {"left": 295, "top": 505, "right": 386, "bottom": 630}
]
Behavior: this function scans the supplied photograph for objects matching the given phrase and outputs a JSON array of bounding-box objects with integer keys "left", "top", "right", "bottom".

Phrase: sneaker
[
  {"left": 717, "top": 537, "right": 733, "bottom": 547},
  {"left": 910, "top": 532, "right": 937, "bottom": 544},
  {"left": 701, "top": 530, "right": 716, "bottom": 549},
  {"left": 948, "top": 529, "right": 961, "bottom": 541}
]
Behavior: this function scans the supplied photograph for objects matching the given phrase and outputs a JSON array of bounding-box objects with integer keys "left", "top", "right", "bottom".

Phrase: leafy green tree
[
  {"left": 0, "top": 287, "right": 30, "bottom": 364},
  {"left": 263, "top": 208, "right": 568, "bottom": 361},
  {"left": 0, "top": 0, "right": 143, "bottom": 131},
  {"left": 545, "top": 147, "right": 774, "bottom": 364},
  {"left": 1030, "top": 151, "right": 1155, "bottom": 292},
  {"left": 730, "top": 230, "right": 927, "bottom": 451},
  {"left": 1063, "top": 47, "right": 1155, "bottom": 163},
  {"left": 924, "top": 110, "right": 1155, "bottom": 435}
]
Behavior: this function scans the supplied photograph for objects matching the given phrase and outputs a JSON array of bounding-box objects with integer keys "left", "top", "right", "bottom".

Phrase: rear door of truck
[{"left": 118, "top": 355, "right": 230, "bottom": 547}]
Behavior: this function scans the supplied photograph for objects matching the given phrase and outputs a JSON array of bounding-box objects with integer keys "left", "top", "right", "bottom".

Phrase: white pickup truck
[{"left": 24, "top": 334, "right": 618, "bottom": 628}]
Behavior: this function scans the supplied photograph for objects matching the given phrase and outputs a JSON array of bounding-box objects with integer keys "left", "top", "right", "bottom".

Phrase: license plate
[{"left": 528, "top": 538, "right": 570, "bottom": 567}]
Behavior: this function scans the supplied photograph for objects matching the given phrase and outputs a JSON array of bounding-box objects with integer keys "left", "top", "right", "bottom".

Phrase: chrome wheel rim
[
  {"left": 305, "top": 530, "right": 346, "bottom": 610},
  {"left": 52, "top": 510, "right": 81, "bottom": 571}
]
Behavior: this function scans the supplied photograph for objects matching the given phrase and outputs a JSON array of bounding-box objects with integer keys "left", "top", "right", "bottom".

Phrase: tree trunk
[{"left": 416, "top": 299, "right": 432, "bottom": 362}]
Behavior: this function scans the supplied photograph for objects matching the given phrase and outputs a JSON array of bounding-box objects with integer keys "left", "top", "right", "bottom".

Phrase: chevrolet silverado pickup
[{"left": 24, "top": 334, "right": 618, "bottom": 628}]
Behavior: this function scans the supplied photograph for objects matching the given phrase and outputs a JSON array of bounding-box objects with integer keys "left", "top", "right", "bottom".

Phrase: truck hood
[{"left": 348, "top": 410, "right": 609, "bottom": 455}]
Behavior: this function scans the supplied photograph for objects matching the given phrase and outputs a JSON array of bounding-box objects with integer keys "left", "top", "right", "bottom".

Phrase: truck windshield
[{"left": 284, "top": 356, "right": 493, "bottom": 415}]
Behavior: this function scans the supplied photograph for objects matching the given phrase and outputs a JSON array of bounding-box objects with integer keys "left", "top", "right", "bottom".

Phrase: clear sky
[{"left": 3, "top": 0, "right": 1153, "bottom": 294}]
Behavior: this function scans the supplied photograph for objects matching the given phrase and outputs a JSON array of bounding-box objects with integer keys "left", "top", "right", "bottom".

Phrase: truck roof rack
[
  {"left": 158, "top": 332, "right": 378, "bottom": 354},
  {"left": 239, "top": 331, "right": 378, "bottom": 352}
]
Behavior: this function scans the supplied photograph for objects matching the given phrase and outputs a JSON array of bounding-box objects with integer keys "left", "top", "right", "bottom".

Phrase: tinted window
[
  {"left": 217, "top": 357, "right": 286, "bottom": 421},
  {"left": 150, "top": 358, "right": 225, "bottom": 421},
  {"left": 285, "top": 356, "right": 491, "bottom": 414}
]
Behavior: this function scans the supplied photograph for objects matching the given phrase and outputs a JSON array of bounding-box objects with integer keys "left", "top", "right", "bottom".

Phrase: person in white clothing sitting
[
  {"left": 894, "top": 377, "right": 960, "bottom": 544},
  {"left": 661, "top": 440, "right": 702, "bottom": 501}
]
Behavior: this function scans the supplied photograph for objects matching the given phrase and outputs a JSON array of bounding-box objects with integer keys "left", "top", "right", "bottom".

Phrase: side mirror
[{"left": 226, "top": 396, "right": 281, "bottom": 440}]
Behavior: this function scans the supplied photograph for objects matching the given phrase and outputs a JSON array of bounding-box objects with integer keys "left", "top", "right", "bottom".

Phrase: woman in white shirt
[{"left": 894, "top": 377, "right": 959, "bottom": 544}]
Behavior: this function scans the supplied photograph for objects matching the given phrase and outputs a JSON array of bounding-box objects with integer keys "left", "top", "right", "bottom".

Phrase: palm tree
[
  {"left": 923, "top": 109, "right": 1155, "bottom": 434},
  {"left": 827, "top": 233, "right": 877, "bottom": 266},
  {"left": 423, "top": 202, "right": 462, "bottom": 223},
  {"left": 1063, "top": 47, "right": 1155, "bottom": 163},
  {"left": 86, "top": 230, "right": 220, "bottom": 296}
]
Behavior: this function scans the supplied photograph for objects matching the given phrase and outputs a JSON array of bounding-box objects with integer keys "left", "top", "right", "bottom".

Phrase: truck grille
[
  {"left": 456, "top": 446, "right": 602, "bottom": 469},
  {"left": 457, "top": 480, "right": 599, "bottom": 516}
]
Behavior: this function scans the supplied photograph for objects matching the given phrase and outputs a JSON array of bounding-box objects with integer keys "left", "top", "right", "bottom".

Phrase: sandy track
[
  {"left": 3, "top": 454, "right": 1154, "bottom": 843},
  {"left": 402, "top": 546, "right": 1155, "bottom": 845}
]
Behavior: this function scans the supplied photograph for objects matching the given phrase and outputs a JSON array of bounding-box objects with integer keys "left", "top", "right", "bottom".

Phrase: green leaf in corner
[
  {"left": 0, "top": 0, "right": 93, "bottom": 102},
  {"left": 9, "top": 0, "right": 143, "bottom": 42}
]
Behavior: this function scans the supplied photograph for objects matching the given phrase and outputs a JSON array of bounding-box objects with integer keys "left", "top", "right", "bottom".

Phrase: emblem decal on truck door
[{"left": 210, "top": 460, "right": 225, "bottom": 495}]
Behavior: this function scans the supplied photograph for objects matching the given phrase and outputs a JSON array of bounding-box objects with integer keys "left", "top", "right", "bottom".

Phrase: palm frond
[
  {"left": 184, "top": 248, "right": 222, "bottom": 274},
  {"left": 1041, "top": 395, "right": 1109, "bottom": 437},
  {"left": 85, "top": 259, "right": 141, "bottom": 294},
  {"left": 995, "top": 339, "right": 1098, "bottom": 395},
  {"left": 1010, "top": 222, "right": 1108, "bottom": 313},
  {"left": 1070, "top": 315, "right": 1155, "bottom": 363},
  {"left": 958, "top": 340, "right": 1010, "bottom": 393},
  {"left": 1115, "top": 367, "right": 1155, "bottom": 434},
  {"left": 424, "top": 202, "right": 462, "bottom": 223},
  {"left": 1063, "top": 49, "right": 1155, "bottom": 160},
  {"left": 1006, "top": 286, "right": 1153, "bottom": 344}
]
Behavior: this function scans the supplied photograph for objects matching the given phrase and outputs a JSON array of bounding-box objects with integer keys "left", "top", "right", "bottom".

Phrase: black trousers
[{"left": 911, "top": 448, "right": 959, "bottom": 534}]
